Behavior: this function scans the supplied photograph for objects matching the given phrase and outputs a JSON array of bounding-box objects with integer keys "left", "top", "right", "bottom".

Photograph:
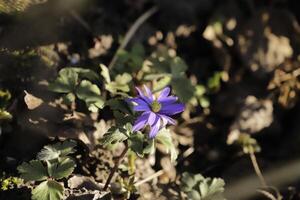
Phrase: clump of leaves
[
  {"left": 17, "top": 140, "right": 77, "bottom": 200},
  {"left": 0, "top": 174, "right": 23, "bottom": 191},
  {"left": 114, "top": 43, "right": 145, "bottom": 73},
  {"left": 100, "top": 64, "right": 132, "bottom": 97},
  {"left": 101, "top": 123, "right": 176, "bottom": 162},
  {"left": 48, "top": 67, "right": 104, "bottom": 112},
  {"left": 141, "top": 45, "right": 216, "bottom": 109},
  {"left": 181, "top": 172, "right": 226, "bottom": 200},
  {"left": 0, "top": 89, "right": 12, "bottom": 120}
]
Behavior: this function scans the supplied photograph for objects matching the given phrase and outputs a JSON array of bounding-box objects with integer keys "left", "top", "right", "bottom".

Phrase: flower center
[{"left": 151, "top": 101, "right": 161, "bottom": 113}]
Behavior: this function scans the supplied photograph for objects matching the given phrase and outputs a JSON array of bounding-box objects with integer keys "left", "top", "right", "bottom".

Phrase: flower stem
[
  {"left": 103, "top": 144, "right": 129, "bottom": 191},
  {"left": 249, "top": 149, "right": 267, "bottom": 187}
]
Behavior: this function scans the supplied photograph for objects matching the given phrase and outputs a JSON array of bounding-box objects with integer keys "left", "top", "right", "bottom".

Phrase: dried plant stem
[
  {"left": 249, "top": 150, "right": 267, "bottom": 188},
  {"left": 134, "top": 169, "right": 164, "bottom": 187},
  {"left": 103, "top": 145, "right": 129, "bottom": 190},
  {"left": 108, "top": 6, "right": 158, "bottom": 70}
]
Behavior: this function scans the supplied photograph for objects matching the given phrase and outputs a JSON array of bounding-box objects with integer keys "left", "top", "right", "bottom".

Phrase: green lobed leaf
[
  {"left": 75, "top": 80, "right": 105, "bottom": 112},
  {"left": 155, "top": 128, "right": 178, "bottom": 162},
  {"left": 105, "top": 73, "right": 132, "bottom": 95},
  {"left": 37, "top": 140, "right": 77, "bottom": 161},
  {"left": 170, "top": 57, "right": 188, "bottom": 76},
  {"left": 171, "top": 77, "right": 195, "bottom": 103},
  {"left": 181, "top": 172, "right": 226, "bottom": 200},
  {"left": 100, "top": 64, "right": 111, "bottom": 83},
  {"left": 47, "top": 157, "right": 76, "bottom": 180},
  {"left": 128, "top": 132, "right": 145, "bottom": 157},
  {"left": 70, "top": 67, "right": 99, "bottom": 81},
  {"left": 48, "top": 68, "right": 78, "bottom": 93},
  {"left": 0, "top": 109, "right": 12, "bottom": 120},
  {"left": 32, "top": 180, "right": 64, "bottom": 200},
  {"left": 17, "top": 160, "right": 48, "bottom": 182},
  {"left": 62, "top": 93, "right": 76, "bottom": 105},
  {"left": 100, "top": 126, "right": 129, "bottom": 147}
]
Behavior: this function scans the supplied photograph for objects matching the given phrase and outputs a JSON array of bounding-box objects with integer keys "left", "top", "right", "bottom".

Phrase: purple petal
[
  {"left": 133, "top": 104, "right": 150, "bottom": 112},
  {"left": 158, "top": 96, "right": 178, "bottom": 104},
  {"left": 133, "top": 112, "right": 150, "bottom": 131},
  {"left": 149, "top": 117, "right": 160, "bottom": 139},
  {"left": 143, "top": 85, "right": 154, "bottom": 101},
  {"left": 159, "top": 114, "right": 176, "bottom": 126},
  {"left": 128, "top": 97, "right": 148, "bottom": 106},
  {"left": 148, "top": 112, "right": 158, "bottom": 126},
  {"left": 159, "top": 103, "right": 185, "bottom": 115},
  {"left": 136, "top": 87, "right": 152, "bottom": 104},
  {"left": 158, "top": 87, "right": 171, "bottom": 100}
]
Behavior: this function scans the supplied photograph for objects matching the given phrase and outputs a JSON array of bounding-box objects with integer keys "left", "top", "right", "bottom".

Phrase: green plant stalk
[{"left": 103, "top": 144, "right": 129, "bottom": 190}]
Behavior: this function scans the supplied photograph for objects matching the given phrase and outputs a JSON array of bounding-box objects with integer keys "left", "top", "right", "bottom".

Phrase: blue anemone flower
[{"left": 128, "top": 85, "right": 185, "bottom": 138}]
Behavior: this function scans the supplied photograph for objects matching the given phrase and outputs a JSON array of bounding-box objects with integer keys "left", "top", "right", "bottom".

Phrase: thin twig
[
  {"left": 134, "top": 169, "right": 164, "bottom": 187},
  {"left": 103, "top": 144, "right": 129, "bottom": 190},
  {"left": 249, "top": 150, "right": 267, "bottom": 187},
  {"left": 69, "top": 10, "right": 92, "bottom": 33},
  {"left": 108, "top": 6, "right": 158, "bottom": 70}
]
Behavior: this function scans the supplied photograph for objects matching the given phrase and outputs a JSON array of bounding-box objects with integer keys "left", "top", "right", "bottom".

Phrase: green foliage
[
  {"left": 101, "top": 123, "right": 154, "bottom": 157},
  {"left": 0, "top": 89, "right": 12, "bottom": 120},
  {"left": 49, "top": 67, "right": 104, "bottom": 112},
  {"left": 75, "top": 80, "right": 105, "bottom": 112},
  {"left": 17, "top": 140, "right": 77, "bottom": 200},
  {"left": 47, "top": 157, "right": 75, "bottom": 180},
  {"left": 181, "top": 172, "right": 226, "bottom": 200},
  {"left": 32, "top": 180, "right": 64, "bottom": 200},
  {"left": 146, "top": 48, "right": 195, "bottom": 103},
  {"left": 49, "top": 68, "right": 78, "bottom": 93},
  {"left": 207, "top": 71, "right": 224, "bottom": 91},
  {"left": 115, "top": 43, "right": 145, "bottom": 73},
  {"left": 0, "top": 175, "right": 23, "bottom": 191},
  {"left": 37, "top": 140, "right": 77, "bottom": 161},
  {"left": 100, "top": 64, "right": 132, "bottom": 96},
  {"left": 105, "top": 73, "right": 132, "bottom": 96},
  {"left": 17, "top": 160, "right": 48, "bottom": 182},
  {"left": 156, "top": 128, "right": 178, "bottom": 162},
  {"left": 100, "top": 125, "right": 129, "bottom": 147}
]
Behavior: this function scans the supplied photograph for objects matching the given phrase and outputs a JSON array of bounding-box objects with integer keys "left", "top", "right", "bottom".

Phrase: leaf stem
[
  {"left": 103, "top": 144, "right": 129, "bottom": 190},
  {"left": 249, "top": 149, "right": 267, "bottom": 187}
]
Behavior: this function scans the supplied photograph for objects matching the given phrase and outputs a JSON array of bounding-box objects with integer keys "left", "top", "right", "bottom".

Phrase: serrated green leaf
[
  {"left": 47, "top": 157, "right": 75, "bottom": 180},
  {"left": 171, "top": 77, "right": 195, "bottom": 103},
  {"left": 100, "top": 64, "right": 111, "bottom": 83},
  {"left": 188, "top": 190, "right": 201, "bottom": 200},
  {"left": 70, "top": 67, "right": 99, "bottom": 81},
  {"left": 76, "top": 80, "right": 101, "bottom": 98},
  {"left": 32, "top": 180, "right": 64, "bottom": 200},
  {"left": 153, "top": 76, "right": 172, "bottom": 92},
  {"left": 62, "top": 93, "right": 75, "bottom": 105},
  {"left": 170, "top": 57, "right": 188, "bottom": 76},
  {"left": 105, "top": 73, "right": 132, "bottom": 95},
  {"left": 143, "top": 138, "right": 155, "bottom": 155},
  {"left": 100, "top": 126, "right": 129, "bottom": 147},
  {"left": 37, "top": 140, "right": 77, "bottom": 161},
  {"left": 181, "top": 173, "right": 226, "bottom": 200},
  {"left": 0, "top": 109, "right": 12, "bottom": 120},
  {"left": 128, "top": 132, "right": 144, "bottom": 157},
  {"left": 17, "top": 160, "right": 48, "bottom": 181},
  {"left": 48, "top": 68, "right": 78, "bottom": 93},
  {"left": 76, "top": 80, "right": 105, "bottom": 112},
  {"left": 156, "top": 128, "right": 178, "bottom": 162}
]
